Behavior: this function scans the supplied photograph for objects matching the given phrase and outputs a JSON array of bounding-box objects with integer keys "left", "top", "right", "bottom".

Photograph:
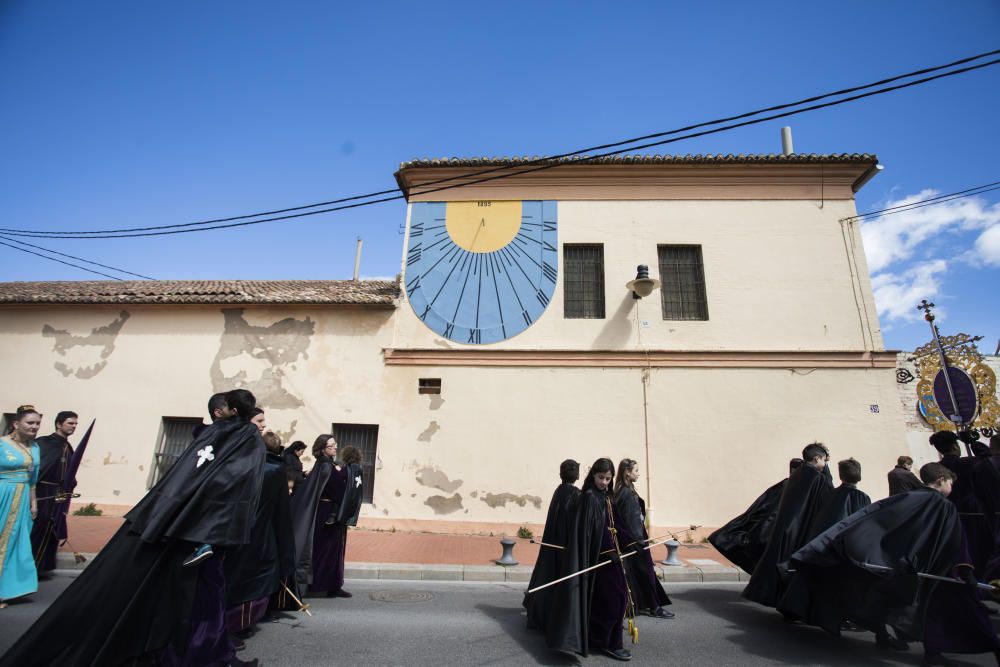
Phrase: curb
[{"left": 56, "top": 553, "right": 744, "bottom": 583}]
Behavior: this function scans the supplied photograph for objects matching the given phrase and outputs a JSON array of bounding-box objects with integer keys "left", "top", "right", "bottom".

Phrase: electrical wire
[
  {"left": 844, "top": 181, "right": 1000, "bottom": 221},
  {"left": 0, "top": 235, "right": 155, "bottom": 279},
  {"left": 0, "top": 240, "right": 125, "bottom": 280},
  {"left": 4, "top": 47, "right": 997, "bottom": 238},
  {"left": 3, "top": 51, "right": 999, "bottom": 240}
]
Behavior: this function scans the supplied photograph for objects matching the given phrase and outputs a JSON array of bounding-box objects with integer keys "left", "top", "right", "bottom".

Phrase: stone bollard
[
  {"left": 661, "top": 539, "right": 682, "bottom": 566},
  {"left": 496, "top": 537, "right": 519, "bottom": 566}
]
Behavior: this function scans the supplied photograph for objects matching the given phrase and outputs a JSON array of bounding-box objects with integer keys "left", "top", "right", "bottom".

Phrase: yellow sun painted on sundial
[{"left": 445, "top": 200, "right": 522, "bottom": 253}]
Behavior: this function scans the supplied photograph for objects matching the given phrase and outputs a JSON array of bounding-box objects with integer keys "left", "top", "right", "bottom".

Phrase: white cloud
[
  {"left": 860, "top": 190, "right": 1000, "bottom": 273},
  {"left": 870, "top": 259, "right": 948, "bottom": 324},
  {"left": 974, "top": 223, "right": 1000, "bottom": 267}
]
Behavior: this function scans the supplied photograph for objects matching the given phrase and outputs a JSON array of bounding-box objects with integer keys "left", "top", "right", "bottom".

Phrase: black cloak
[
  {"left": 30, "top": 432, "right": 73, "bottom": 572},
  {"left": 888, "top": 465, "right": 923, "bottom": 496},
  {"left": 776, "top": 487, "right": 961, "bottom": 639},
  {"left": 806, "top": 483, "right": 871, "bottom": 541},
  {"left": 224, "top": 451, "right": 296, "bottom": 607},
  {"left": 972, "top": 457, "right": 1000, "bottom": 577},
  {"left": 290, "top": 457, "right": 331, "bottom": 588},
  {"left": 742, "top": 463, "right": 832, "bottom": 607},
  {"left": 613, "top": 486, "right": 670, "bottom": 611},
  {"left": 282, "top": 448, "right": 306, "bottom": 490},
  {"left": 709, "top": 478, "right": 787, "bottom": 574},
  {"left": 336, "top": 461, "right": 364, "bottom": 527},
  {"left": 541, "top": 487, "right": 607, "bottom": 656},
  {"left": 525, "top": 482, "right": 580, "bottom": 631},
  {"left": 125, "top": 417, "right": 265, "bottom": 547},
  {"left": 0, "top": 420, "right": 266, "bottom": 667}
]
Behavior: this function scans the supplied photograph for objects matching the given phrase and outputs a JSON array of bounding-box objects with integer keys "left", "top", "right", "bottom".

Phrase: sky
[{"left": 0, "top": 1, "right": 998, "bottom": 352}]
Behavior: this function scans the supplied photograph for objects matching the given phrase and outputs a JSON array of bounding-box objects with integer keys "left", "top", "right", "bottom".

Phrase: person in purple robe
[
  {"left": 29, "top": 410, "right": 77, "bottom": 576},
  {"left": 919, "top": 462, "right": 1000, "bottom": 666},
  {"left": 291, "top": 436, "right": 364, "bottom": 598},
  {"left": 931, "top": 430, "right": 992, "bottom": 572}
]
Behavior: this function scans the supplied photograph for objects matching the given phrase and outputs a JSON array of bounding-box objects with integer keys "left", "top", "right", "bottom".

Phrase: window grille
[
  {"left": 331, "top": 423, "right": 379, "bottom": 504},
  {"left": 658, "top": 245, "right": 709, "bottom": 320},
  {"left": 418, "top": 378, "right": 442, "bottom": 395},
  {"left": 563, "top": 244, "right": 606, "bottom": 318},
  {"left": 149, "top": 416, "right": 203, "bottom": 488}
]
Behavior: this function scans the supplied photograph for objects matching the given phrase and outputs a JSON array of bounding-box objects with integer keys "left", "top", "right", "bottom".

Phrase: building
[{"left": 0, "top": 153, "right": 905, "bottom": 531}]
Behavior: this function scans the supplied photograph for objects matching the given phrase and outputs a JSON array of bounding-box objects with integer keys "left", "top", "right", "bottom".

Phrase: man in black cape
[
  {"left": 805, "top": 457, "right": 871, "bottom": 541},
  {"left": 973, "top": 435, "right": 1000, "bottom": 580},
  {"left": 743, "top": 442, "right": 832, "bottom": 608},
  {"left": 888, "top": 455, "right": 923, "bottom": 496},
  {"left": 932, "top": 430, "right": 991, "bottom": 572},
  {"left": 29, "top": 410, "right": 78, "bottom": 575},
  {"left": 289, "top": 444, "right": 364, "bottom": 593},
  {"left": 224, "top": 431, "right": 295, "bottom": 636},
  {"left": 709, "top": 457, "right": 802, "bottom": 574},
  {"left": 0, "top": 389, "right": 265, "bottom": 667},
  {"left": 525, "top": 459, "right": 581, "bottom": 632},
  {"left": 779, "top": 463, "right": 1000, "bottom": 664}
]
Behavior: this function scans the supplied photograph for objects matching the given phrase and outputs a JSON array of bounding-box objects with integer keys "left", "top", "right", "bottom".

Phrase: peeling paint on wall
[
  {"left": 480, "top": 492, "right": 543, "bottom": 509},
  {"left": 394, "top": 490, "right": 401, "bottom": 497},
  {"left": 210, "top": 309, "right": 314, "bottom": 408},
  {"left": 417, "top": 421, "right": 439, "bottom": 442},
  {"left": 415, "top": 467, "right": 462, "bottom": 493},
  {"left": 427, "top": 395, "right": 444, "bottom": 410},
  {"left": 424, "top": 493, "right": 463, "bottom": 514},
  {"left": 470, "top": 490, "right": 478, "bottom": 499},
  {"left": 42, "top": 311, "right": 130, "bottom": 378}
]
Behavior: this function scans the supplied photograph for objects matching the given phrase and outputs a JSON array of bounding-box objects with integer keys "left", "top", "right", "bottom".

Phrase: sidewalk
[{"left": 56, "top": 515, "right": 745, "bottom": 583}]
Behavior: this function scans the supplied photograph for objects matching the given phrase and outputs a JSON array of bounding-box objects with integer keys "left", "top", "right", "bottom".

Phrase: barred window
[
  {"left": 149, "top": 416, "right": 203, "bottom": 488},
  {"left": 331, "top": 423, "right": 379, "bottom": 503},
  {"left": 658, "top": 245, "right": 709, "bottom": 320},
  {"left": 563, "top": 244, "right": 605, "bottom": 319}
]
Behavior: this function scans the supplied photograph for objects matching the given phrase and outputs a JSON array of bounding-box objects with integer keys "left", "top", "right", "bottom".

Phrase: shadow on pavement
[
  {"left": 678, "top": 587, "right": 986, "bottom": 667},
  {"left": 476, "top": 603, "right": 582, "bottom": 666}
]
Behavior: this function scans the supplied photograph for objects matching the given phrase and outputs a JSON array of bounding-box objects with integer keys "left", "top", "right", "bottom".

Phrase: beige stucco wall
[{"left": 394, "top": 199, "right": 884, "bottom": 352}]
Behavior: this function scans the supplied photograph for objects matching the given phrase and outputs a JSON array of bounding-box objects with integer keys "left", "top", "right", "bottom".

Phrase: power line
[
  {"left": 5, "top": 47, "right": 998, "bottom": 238},
  {"left": 0, "top": 235, "right": 155, "bottom": 279},
  {"left": 0, "top": 240, "right": 125, "bottom": 280},
  {"left": 844, "top": 181, "right": 1000, "bottom": 222},
  {"left": 3, "top": 51, "right": 999, "bottom": 240}
]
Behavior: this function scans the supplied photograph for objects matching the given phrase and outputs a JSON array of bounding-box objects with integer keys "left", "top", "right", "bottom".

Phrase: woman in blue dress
[{"left": 0, "top": 405, "right": 41, "bottom": 608}]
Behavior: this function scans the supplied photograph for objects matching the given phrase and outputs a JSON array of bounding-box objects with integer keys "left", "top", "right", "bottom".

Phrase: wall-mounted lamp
[{"left": 626, "top": 264, "right": 661, "bottom": 299}]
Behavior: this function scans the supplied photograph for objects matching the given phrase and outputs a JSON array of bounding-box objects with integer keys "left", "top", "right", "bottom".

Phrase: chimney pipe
[
  {"left": 353, "top": 237, "right": 363, "bottom": 281},
  {"left": 781, "top": 126, "right": 794, "bottom": 156}
]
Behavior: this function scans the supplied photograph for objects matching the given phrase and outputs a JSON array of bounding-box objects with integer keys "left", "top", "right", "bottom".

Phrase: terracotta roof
[
  {"left": 398, "top": 153, "right": 877, "bottom": 169},
  {"left": 0, "top": 280, "right": 399, "bottom": 306}
]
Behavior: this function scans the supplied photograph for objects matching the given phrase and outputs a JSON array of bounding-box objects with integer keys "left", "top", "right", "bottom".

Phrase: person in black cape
[
  {"left": 223, "top": 430, "right": 295, "bottom": 638},
  {"left": 30, "top": 410, "right": 77, "bottom": 575},
  {"left": 613, "top": 457, "right": 673, "bottom": 619},
  {"left": 805, "top": 457, "right": 871, "bottom": 541},
  {"left": 282, "top": 440, "right": 307, "bottom": 492},
  {"left": 776, "top": 462, "right": 962, "bottom": 654},
  {"left": 290, "top": 436, "right": 363, "bottom": 598},
  {"left": 887, "top": 455, "right": 923, "bottom": 496},
  {"left": 709, "top": 457, "right": 803, "bottom": 574},
  {"left": 524, "top": 458, "right": 581, "bottom": 632},
  {"left": 0, "top": 389, "right": 265, "bottom": 667},
  {"left": 541, "top": 457, "right": 635, "bottom": 661},
  {"left": 743, "top": 442, "right": 833, "bottom": 608},
  {"left": 973, "top": 435, "right": 1000, "bottom": 580},
  {"left": 931, "top": 430, "right": 991, "bottom": 572}
]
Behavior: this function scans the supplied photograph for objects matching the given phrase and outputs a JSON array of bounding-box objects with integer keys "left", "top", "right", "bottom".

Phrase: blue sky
[{"left": 1, "top": 1, "right": 997, "bottom": 352}]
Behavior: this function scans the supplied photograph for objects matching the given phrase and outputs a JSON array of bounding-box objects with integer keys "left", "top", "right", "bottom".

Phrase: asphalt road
[{"left": 1, "top": 573, "right": 997, "bottom": 666}]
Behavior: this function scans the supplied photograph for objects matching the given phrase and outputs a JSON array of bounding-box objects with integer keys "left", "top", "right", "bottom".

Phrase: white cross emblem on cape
[
  {"left": 355, "top": 475, "right": 362, "bottom": 488},
  {"left": 196, "top": 445, "right": 215, "bottom": 468}
]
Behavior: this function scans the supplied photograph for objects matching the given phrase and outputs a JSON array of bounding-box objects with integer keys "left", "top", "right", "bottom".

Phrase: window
[
  {"left": 563, "top": 244, "right": 605, "bottom": 318},
  {"left": 331, "top": 423, "right": 379, "bottom": 504},
  {"left": 149, "top": 417, "right": 203, "bottom": 488},
  {"left": 418, "top": 378, "right": 442, "bottom": 395},
  {"left": 658, "top": 245, "right": 709, "bottom": 320}
]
